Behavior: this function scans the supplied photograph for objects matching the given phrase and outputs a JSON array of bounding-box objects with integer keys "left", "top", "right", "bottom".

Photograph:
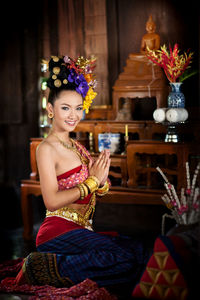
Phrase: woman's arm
[{"left": 36, "top": 142, "right": 80, "bottom": 211}]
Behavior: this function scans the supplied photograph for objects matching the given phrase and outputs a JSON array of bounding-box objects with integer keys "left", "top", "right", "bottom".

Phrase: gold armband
[
  {"left": 89, "top": 175, "right": 100, "bottom": 187},
  {"left": 84, "top": 176, "right": 100, "bottom": 194},
  {"left": 96, "top": 180, "right": 109, "bottom": 196},
  {"left": 77, "top": 183, "right": 89, "bottom": 200}
]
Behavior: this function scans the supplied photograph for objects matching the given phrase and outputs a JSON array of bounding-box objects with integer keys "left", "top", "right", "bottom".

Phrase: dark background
[{"left": 0, "top": 0, "right": 199, "bottom": 231}]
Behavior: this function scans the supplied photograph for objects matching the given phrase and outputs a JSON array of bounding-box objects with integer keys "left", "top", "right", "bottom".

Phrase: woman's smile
[{"left": 64, "top": 120, "right": 77, "bottom": 126}]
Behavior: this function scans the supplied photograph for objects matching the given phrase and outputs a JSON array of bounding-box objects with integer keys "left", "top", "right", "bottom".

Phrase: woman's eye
[
  {"left": 62, "top": 106, "right": 69, "bottom": 111},
  {"left": 77, "top": 107, "right": 83, "bottom": 111}
]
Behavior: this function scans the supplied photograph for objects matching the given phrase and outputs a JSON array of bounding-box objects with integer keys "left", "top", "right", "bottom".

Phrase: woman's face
[{"left": 48, "top": 90, "right": 83, "bottom": 132}]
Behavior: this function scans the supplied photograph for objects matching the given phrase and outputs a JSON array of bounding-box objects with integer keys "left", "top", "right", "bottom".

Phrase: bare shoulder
[{"left": 36, "top": 139, "right": 55, "bottom": 160}]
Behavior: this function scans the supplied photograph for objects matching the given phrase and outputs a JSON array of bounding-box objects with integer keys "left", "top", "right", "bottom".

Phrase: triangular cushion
[{"left": 132, "top": 236, "right": 188, "bottom": 299}]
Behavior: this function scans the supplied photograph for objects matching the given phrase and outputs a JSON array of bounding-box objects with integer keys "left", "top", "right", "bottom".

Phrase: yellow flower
[{"left": 83, "top": 88, "right": 97, "bottom": 113}]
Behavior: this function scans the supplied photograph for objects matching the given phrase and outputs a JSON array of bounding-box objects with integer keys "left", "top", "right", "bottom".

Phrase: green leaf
[{"left": 179, "top": 69, "right": 198, "bottom": 82}]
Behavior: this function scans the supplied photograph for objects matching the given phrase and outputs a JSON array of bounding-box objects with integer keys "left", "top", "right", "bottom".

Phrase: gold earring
[{"left": 48, "top": 112, "right": 54, "bottom": 119}]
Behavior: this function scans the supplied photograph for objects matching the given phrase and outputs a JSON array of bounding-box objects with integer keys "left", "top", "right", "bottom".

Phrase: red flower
[{"left": 146, "top": 44, "right": 193, "bottom": 82}]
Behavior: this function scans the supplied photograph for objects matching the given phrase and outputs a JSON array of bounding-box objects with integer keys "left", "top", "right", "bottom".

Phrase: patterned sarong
[{"left": 23, "top": 228, "right": 149, "bottom": 292}]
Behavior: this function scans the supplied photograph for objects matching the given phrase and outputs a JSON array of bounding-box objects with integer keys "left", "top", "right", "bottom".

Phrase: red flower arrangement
[{"left": 146, "top": 44, "right": 193, "bottom": 82}]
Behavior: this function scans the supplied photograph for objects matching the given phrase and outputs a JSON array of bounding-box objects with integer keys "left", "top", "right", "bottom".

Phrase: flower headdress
[{"left": 45, "top": 55, "right": 97, "bottom": 113}]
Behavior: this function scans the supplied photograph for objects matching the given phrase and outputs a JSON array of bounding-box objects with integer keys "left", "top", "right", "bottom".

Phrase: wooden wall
[
  {"left": 0, "top": 1, "right": 41, "bottom": 228},
  {"left": 0, "top": 0, "right": 199, "bottom": 229},
  {"left": 107, "top": 0, "right": 199, "bottom": 108}
]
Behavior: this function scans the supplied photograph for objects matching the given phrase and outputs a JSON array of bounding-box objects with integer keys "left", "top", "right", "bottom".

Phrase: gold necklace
[
  {"left": 52, "top": 133, "right": 88, "bottom": 164},
  {"left": 52, "top": 132, "right": 75, "bottom": 150}
]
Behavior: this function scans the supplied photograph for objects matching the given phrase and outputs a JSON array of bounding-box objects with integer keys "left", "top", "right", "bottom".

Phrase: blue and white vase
[{"left": 168, "top": 82, "right": 185, "bottom": 108}]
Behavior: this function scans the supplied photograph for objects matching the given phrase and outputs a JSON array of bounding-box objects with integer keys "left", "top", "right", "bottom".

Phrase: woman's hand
[{"left": 88, "top": 150, "right": 111, "bottom": 185}]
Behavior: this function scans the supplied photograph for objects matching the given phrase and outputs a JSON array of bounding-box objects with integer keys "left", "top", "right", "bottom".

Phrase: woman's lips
[{"left": 65, "top": 120, "right": 77, "bottom": 126}]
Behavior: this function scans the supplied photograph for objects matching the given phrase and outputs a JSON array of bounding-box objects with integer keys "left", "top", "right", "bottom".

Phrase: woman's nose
[{"left": 69, "top": 109, "right": 76, "bottom": 118}]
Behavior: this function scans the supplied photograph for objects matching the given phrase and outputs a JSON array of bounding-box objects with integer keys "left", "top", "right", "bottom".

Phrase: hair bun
[{"left": 44, "top": 54, "right": 98, "bottom": 113}]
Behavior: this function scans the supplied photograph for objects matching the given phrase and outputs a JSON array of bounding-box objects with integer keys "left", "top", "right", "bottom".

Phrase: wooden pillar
[{"left": 84, "top": 0, "right": 109, "bottom": 106}]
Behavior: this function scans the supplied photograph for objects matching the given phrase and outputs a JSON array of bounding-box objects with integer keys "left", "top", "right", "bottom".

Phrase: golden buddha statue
[{"left": 140, "top": 15, "right": 160, "bottom": 54}]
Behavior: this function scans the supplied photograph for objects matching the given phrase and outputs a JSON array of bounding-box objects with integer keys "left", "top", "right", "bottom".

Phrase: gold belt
[{"left": 46, "top": 206, "right": 93, "bottom": 230}]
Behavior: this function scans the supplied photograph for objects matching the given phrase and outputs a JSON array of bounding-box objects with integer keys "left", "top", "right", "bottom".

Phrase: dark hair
[
  {"left": 47, "top": 56, "right": 84, "bottom": 105},
  {"left": 48, "top": 86, "right": 78, "bottom": 105},
  {"left": 45, "top": 55, "right": 97, "bottom": 112}
]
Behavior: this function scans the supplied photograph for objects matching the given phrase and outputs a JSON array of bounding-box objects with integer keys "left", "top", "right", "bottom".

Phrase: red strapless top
[
  {"left": 36, "top": 164, "right": 92, "bottom": 246},
  {"left": 57, "top": 165, "right": 91, "bottom": 204}
]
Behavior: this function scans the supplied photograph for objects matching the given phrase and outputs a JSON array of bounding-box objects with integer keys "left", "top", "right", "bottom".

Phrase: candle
[
  {"left": 125, "top": 124, "right": 128, "bottom": 137},
  {"left": 42, "top": 96, "right": 47, "bottom": 109}
]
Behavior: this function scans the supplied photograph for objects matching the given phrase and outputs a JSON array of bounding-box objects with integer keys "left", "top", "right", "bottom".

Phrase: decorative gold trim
[{"left": 46, "top": 193, "right": 96, "bottom": 230}]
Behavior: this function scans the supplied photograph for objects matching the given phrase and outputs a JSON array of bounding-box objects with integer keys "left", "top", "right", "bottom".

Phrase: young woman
[{"left": 16, "top": 56, "right": 149, "bottom": 295}]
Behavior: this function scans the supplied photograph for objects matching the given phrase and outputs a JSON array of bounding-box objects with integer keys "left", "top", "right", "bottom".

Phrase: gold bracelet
[
  {"left": 96, "top": 180, "right": 109, "bottom": 196},
  {"left": 88, "top": 176, "right": 100, "bottom": 187},
  {"left": 82, "top": 183, "right": 89, "bottom": 198},
  {"left": 84, "top": 180, "right": 98, "bottom": 193},
  {"left": 77, "top": 182, "right": 89, "bottom": 200},
  {"left": 77, "top": 183, "right": 85, "bottom": 200},
  {"left": 84, "top": 177, "right": 99, "bottom": 193}
]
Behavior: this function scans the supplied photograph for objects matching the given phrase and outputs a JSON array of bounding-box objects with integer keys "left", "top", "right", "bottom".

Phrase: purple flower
[
  {"left": 75, "top": 74, "right": 85, "bottom": 85},
  {"left": 67, "top": 68, "right": 89, "bottom": 97},
  {"left": 68, "top": 69, "right": 78, "bottom": 82},
  {"left": 76, "top": 81, "right": 89, "bottom": 98},
  {"left": 63, "top": 56, "right": 71, "bottom": 64}
]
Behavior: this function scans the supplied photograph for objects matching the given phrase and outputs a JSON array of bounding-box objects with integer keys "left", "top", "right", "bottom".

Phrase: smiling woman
[
  {"left": 12, "top": 55, "right": 149, "bottom": 298},
  {"left": 46, "top": 90, "right": 84, "bottom": 133}
]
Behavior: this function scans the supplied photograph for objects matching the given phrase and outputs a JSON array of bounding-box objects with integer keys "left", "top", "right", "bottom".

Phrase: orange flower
[{"left": 84, "top": 74, "right": 92, "bottom": 83}]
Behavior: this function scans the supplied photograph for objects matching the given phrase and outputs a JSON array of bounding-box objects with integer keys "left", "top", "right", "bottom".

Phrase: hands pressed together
[{"left": 88, "top": 150, "right": 111, "bottom": 186}]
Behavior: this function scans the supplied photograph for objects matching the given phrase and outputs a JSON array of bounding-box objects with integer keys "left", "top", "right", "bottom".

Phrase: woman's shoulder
[{"left": 36, "top": 138, "right": 55, "bottom": 158}]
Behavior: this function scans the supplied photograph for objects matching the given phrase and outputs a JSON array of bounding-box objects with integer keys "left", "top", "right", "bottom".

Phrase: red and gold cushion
[{"left": 132, "top": 236, "right": 188, "bottom": 299}]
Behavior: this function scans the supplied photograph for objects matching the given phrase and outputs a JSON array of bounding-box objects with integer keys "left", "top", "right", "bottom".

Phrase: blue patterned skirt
[{"left": 23, "top": 228, "right": 149, "bottom": 293}]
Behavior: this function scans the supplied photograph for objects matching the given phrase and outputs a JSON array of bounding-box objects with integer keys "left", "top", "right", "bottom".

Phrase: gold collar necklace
[
  {"left": 51, "top": 132, "right": 75, "bottom": 150},
  {"left": 51, "top": 132, "right": 87, "bottom": 164}
]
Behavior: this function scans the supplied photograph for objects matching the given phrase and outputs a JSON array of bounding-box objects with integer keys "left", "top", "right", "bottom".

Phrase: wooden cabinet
[
  {"left": 73, "top": 120, "right": 160, "bottom": 153},
  {"left": 126, "top": 140, "right": 199, "bottom": 191},
  {"left": 74, "top": 119, "right": 200, "bottom": 153}
]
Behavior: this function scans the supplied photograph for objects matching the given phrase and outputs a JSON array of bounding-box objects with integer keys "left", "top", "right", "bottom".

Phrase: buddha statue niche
[
  {"left": 112, "top": 15, "right": 168, "bottom": 118},
  {"left": 140, "top": 15, "right": 160, "bottom": 54}
]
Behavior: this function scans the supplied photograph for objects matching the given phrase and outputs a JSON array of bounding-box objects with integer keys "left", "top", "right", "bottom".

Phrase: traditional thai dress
[{"left": 19, "top": 140, "right": 149, "bottom": 295}]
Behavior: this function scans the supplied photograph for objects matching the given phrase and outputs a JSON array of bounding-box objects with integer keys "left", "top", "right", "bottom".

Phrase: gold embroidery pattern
[
  {"left": 23, "top": 252, "right": 73, "bottom": 287},
  {"left": 46, "top": 193, "right": 96, "bottom": 231}
]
